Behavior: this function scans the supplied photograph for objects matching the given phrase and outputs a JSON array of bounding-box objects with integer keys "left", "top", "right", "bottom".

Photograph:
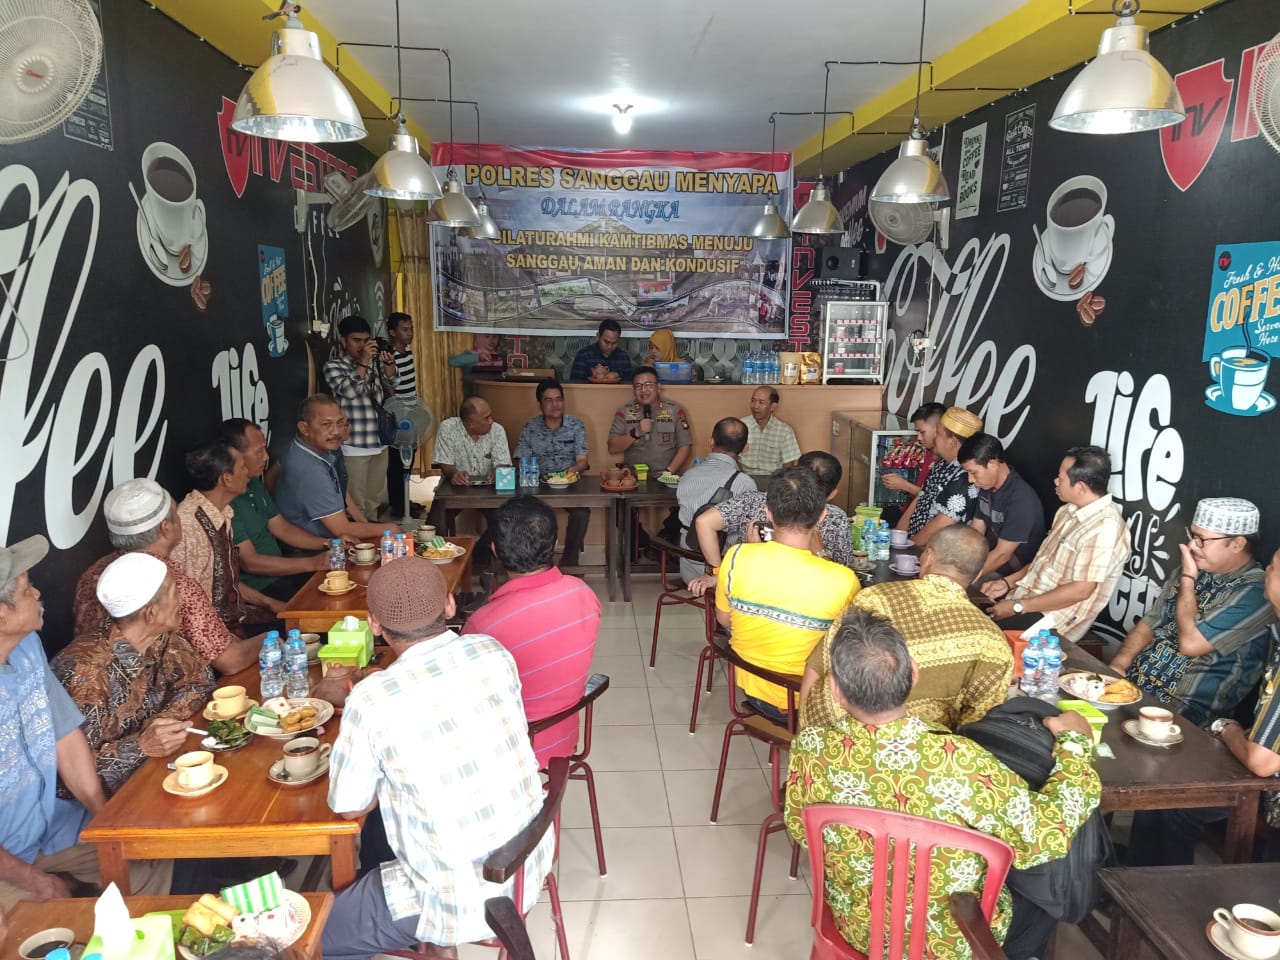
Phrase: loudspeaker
[{"left": 815, "top": 247, "right": 865, "bottom": 280}]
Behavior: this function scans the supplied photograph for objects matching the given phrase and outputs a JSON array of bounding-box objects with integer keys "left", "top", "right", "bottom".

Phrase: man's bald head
[{"left": 923, "top": 525, "right": 989, "bottom": 586}]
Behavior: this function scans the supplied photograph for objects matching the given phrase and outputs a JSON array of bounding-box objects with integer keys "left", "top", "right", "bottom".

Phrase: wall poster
[
  {"left": 1202, "top": 240, "right": 1280, "bottom": 418},
  {"left": 997, "top": 103, "right": 1036, "bottom": 212},
  {"left": 428, "top": 144, "right": 792, "bottom": 339},
  {"left": 955, "top": 122, "right": 986, "bottom": 220}
]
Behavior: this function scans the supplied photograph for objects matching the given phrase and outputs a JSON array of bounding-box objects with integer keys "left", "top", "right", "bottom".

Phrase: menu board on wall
[
  {"left": 997, "top": 104, "right": 1036, "bottom": 212},
  {"left": 956, "top": 123, "right": 986, "bottom": 220},
  {"left": 428, "top": 144, "right": 792, "bottom": 339},
  {"left": 61, "top": 0, "right": 114, "bottom": 150}
]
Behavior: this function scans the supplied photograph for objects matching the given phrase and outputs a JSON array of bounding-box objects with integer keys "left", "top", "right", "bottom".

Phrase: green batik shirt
[{"left": 784, "top": 714, "right": 1100, "bottom": 959}]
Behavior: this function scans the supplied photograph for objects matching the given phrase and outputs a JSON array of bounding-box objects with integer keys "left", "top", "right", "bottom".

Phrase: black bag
[
  {"left": 683, "top": 469, "right": 743, "bottom": 552},
  {"left": 957, "top": 697, "right": 1114, "bottom": 924},
  {"left": 372, "top": 398, "right": 399, "bottom": 447}
]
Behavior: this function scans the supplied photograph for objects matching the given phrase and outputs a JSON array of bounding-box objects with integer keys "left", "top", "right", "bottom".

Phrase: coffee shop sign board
[{"left": 1202, "top": 241, "right": 1280, "bottom": 418}]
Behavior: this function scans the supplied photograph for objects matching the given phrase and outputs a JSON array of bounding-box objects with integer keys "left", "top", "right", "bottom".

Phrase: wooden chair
[
  {"left": 707, "top": 632, "right": 804, "bottom": 943},
  {"left": 484, "top": 896, "right": 536, "bottom": 960},
  {"left": 385, "top": 757, "right": 572, "bottom": 960},
  {"left": 799, "top": 805, "right": 1014, "bottom": 960},
  {"left": 528, "top": 673, "right": 611, "bottom": 877},
  {"left": 646, "top": 535, "right": 719, "bottom": 733}
]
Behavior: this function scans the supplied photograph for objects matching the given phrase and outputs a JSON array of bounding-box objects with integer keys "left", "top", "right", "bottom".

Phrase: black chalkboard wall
[
  {"left": 833, "top": 0, "right": 1280, "bottom": 642},
  {"left": 0, "top": 1, "right": 389, "bottom": 651}
]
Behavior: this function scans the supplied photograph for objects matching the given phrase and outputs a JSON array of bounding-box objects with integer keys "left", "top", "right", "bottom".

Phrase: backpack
[
  {"left": 956, "top": 697, "right": 1114, "bottom": 924},
  {"left": 683, "top": 469, "right": 743, "bottom": 552}
]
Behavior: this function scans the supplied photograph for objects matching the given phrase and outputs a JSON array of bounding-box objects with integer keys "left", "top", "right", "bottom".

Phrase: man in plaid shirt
[{"left": 324, "top": 316, "right": 397, "bottom": 522}]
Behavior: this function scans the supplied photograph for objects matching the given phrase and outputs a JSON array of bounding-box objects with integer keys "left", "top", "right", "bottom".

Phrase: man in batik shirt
[
  {"left": 903, "top": 406, "right": 983, "bottom": 546},
  {"left": 785, "top": 610, "right": 1100, "bottom": 960}
]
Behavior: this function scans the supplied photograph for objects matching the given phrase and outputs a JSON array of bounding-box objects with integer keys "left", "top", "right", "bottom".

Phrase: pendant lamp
[
  {"left": 791, "top": 69, "right": 843, "bottom": 234},
  {"left": 1050, "top": 0, "right": 1186, "bottom": 134},
  {"left": 750, "top": 116, "right": 791, "bottom": 239},
  {"left": 427, "top": 53, "right": 480, "bottom": 227},
  {"left": 872, "top": 0, "right": 949, "bottom": 204},
  {"left": 231, "top": 4, "right": 365, "bottom": 143},
  {"left": 466, "top": 107, "right": 501, "bottom": 239}
]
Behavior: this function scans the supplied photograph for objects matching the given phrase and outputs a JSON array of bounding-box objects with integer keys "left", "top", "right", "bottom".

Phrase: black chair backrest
[
  {"left": 527, "top": 674, "right": 610, "bottom": 736},
  {"left": 484, "top": 896, "right": 537, "bottom": 960}
]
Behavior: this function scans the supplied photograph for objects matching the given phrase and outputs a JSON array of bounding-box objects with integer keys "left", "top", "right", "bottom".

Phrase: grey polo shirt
[
  {"left": 276, "top": 437, "right": 346, "bottom": 538},
  {"left": 675, "top": 452, "right": 757, "bottom": 583}
]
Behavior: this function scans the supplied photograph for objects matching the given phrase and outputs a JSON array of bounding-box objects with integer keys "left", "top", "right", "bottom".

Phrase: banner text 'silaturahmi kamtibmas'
[{"left": 427, "top": 143, "right": 793, "bottom": 340}]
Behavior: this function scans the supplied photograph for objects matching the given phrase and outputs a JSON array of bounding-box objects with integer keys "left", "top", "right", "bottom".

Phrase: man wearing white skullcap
[
  {"left": 53, "top": 553, "right": 214, "bottom": 797},
  {"left": 72, "top": 479, "right": 260, "bottom": 675},
  {"left": 1112, "top": 497, "right": 1277, "bottom": 728},
  {"left": 0, "top": 537, "right": 172, "bottom": 908}
]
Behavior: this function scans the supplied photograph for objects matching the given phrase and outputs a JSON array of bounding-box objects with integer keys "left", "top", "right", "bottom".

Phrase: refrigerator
[{"left": 829, "top": 411, "right": 915, "bottom": 515}]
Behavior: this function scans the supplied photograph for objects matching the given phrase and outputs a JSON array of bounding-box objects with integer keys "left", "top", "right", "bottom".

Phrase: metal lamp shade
[
  {"left": 1050, "top": 20, "right": 1186, "bottom": 134},
  {"left": 750, "top": 199, "right": 791, "bottom": 239},
  {"left": 468, "top": 200, "right": 501, "bottom": 239},
  {"left": 871, "top": 138, "right": 950, "bottom": 204},
  {"left": 231, "top": 21, "right": 366, "bottom": 143},
  {"left": 790, "top": 183, "right": 843, "bottom": 234},
  {"left": 429, "top": 176, "right": 481, "bottom": 227},
  {"left": 365, "top": 129, "right": 443, "bottom": 200}
]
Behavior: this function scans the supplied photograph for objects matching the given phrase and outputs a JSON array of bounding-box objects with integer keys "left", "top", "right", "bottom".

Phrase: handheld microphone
[{"left": 643, "top": 404, "right": 652, "bottom": 420}]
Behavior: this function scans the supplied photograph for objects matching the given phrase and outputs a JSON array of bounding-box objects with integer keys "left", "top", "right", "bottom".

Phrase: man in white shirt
[{"left": 434, "top": 398, "right": 511, "bottom": 486}]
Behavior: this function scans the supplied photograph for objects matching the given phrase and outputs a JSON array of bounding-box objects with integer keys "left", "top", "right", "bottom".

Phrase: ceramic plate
[
  {"left": 545, "top": 479, "right": 573, "bottom": 487},
  {"left": 268, "top": 754, "right": 331, "bottom": 787},
  {"left": 1122, "top": 719, "right": 1184, "bottom": 748},
  {"left": 1057, "top": 671, "right": 1140, "bottom": 709},
  {"left": 419, "top": 543, "right": 466, "bottom": 564},
  {"left": 162, "top": 765, "right": 228, "bottom": 798},
  {"left": 202, "top": 699, "right": 258, "bottom": 722},
  {"left": 250, "top": 698, "right": 335, "bottom": 738},
  {"left": 201, "top": 731, "right": 253, "bottom": 753}
]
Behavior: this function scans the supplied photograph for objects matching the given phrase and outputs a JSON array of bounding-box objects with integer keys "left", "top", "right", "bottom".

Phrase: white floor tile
[
  {"left": 646, "top": 651, "right": 715, "bottom": 690},
  {"left": 590, "top": 653, "right": 649, "bottom": 688},
  {"left": 647, "top": 681, "right": 734, "bottom": 728},
  {"left": 455, "top": 897, "right": 559, "bottom": 959},
  {"left": 664, "top": 767, "right": 774, "bottom": 827},
  {"left": 673, "top": 825, "right": 806, "bottom": 899},
  {"left": 558, "top": 826, "right": 684, "bottom": 900},
  {"left": 685, "top": 894, "right": 815, "bottom": 958},
  {"left": 561, "top": 769, "right": 672, "bottom": 829},
  {"left": 656, "top": 722, "right": 761, "bottom": 771},
  {"left": 558, "top": 898, "right": 696, "bottom": 960},
  {"left": 588, "top": 725, "right": 662, "bottom": 771},
  {"left": 652, "top": 627, "right": 713, "bottom": 659},
  {"left": 593, "top": 628, "right": 643, "bottom": 657},
  {"left": 592, "top": 685, "right": 654, "bottom": 726}
]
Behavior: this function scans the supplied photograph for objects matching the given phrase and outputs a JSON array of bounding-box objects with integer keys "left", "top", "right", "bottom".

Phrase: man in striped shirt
[
  {"left": 386, "top": 312, "right": 416, "bottom": 518},
  {"left": 463, "top": 496, "right": 601, "bottom": 766}
]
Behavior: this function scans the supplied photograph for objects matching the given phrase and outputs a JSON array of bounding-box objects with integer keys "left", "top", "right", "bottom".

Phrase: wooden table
[
  {"left": 279, "top": 535, "right": 475, "bottom": 633},
  {"left": 430, "top": 477, "right": 618, "bottom": 601},
  {"left": 80, "top": 662, "right": 361, "bottom": 896},
  {"left": 617, "top": 480, "right": 679, "bottom": 602},
  {"left": 3, "top": 893, "right": 332, "bottom": 960},
  {"left": 1100, "top": 863, "right": 1280, "bottom": 960}
]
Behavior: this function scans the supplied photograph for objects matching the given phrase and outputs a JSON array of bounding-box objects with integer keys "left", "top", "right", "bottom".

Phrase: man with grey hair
[
  {"left": 785, "top": 610, "right": 1100, "bottom": 960},
  {"left": 0, "top": 535, "right": 171, "bottom": 908},
  {"left": 73, "top": 479, "right": 259, "bottom": 674},
  {"left": 802, "top": 525, "right": 1013, "bottom": 731}
]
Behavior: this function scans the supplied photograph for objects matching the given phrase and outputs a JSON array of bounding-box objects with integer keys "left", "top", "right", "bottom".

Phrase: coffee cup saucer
[
  {"left": 268, "top": 756, "right": 330, "bottom": 787},
  {"left": 890, "top": 562, "right": 919, "bottom": 576},
  {"left": 162, "top": 765, "right": 228, "bottom": 798},
  {"left": 202, "top": 697, "right": 259, "bottom": 722},
  {"left": 136, "top": 196, "right": 208, "bottom": 287},
  {"left": 1032, "top": 215, "right": 1114, "bottom": 302},
  {"left": 1122, "top": 719, "right": 1184, "bottom": 747},
  {"left": 319, "top": 582, "right": 358, "bottom": 595},
  {"left": 1204, "top": 384, "right": 1277, "bottom": 417},
  {"left": 267, "top": 337, "right": 290, "bottom": 359},
  {"left": 1206, "top": 919, "right": 1261, "bottom": 960}
]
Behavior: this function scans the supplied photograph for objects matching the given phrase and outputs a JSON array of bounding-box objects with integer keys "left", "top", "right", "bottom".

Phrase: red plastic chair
[
  {"left": 799, "top": 805, "right": 1015, "bottom": 960},
  {"left": 528, "top": 673, "right": 611, "bottom": 877},
  {"left": 647, "top": 535, "right": 718, "bottom": 733},
  {"left": 707, "top": 632, "right": 804, "bottom": 943}
]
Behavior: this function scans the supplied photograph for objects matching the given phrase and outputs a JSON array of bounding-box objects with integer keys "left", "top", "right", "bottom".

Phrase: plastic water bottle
[
  {"left": 769, "top": 352, "right": 780, "bottom": 384},
  {"left": 380, "top": 529, "right": 395, "bottom": 565},
  {"left": 742, "top": 353, "right": 754, "bottom": 385},
  {"left": 328, "top": 538, "right": 345, "bottom": 570},
  {"left": 394, "top": 533, "right": 408, "bottom": 559},
  {"left": 875, "top": 521, "right": 891, "bottom": 562},
  {"left": 1041, "top": 633, "right": 1064, "bottom": 698},
  {"left": 1020, "top": 634, "right": 1043, "bottom": 697},
  {"left": 285, "top": 628, "right": 310, "bottom": 698},
  {"left": 259, "top": 630, "right": 285, "bottom": 699}
]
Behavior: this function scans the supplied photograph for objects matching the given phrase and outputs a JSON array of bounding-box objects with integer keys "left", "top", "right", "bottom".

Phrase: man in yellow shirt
[{"left": 714, "top": 467, "right": 859, "bottom": 721}]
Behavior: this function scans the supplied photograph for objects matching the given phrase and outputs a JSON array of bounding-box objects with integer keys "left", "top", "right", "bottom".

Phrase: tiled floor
[{"left": 463, "top": 577, "right": 1108, "bottom": 960}]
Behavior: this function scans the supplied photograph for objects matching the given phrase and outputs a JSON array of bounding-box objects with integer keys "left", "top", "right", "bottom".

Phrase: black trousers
[
  {"left": 561, "top": 507, "right": 589, "bottom": 566},
  {"left": 387, "top": 452, "right": 408, "bottom": 518}
]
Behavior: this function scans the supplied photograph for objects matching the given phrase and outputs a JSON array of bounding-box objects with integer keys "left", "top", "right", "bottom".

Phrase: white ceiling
[{"left": 305, "top": 0, "right": 1027, "bottom": 157}]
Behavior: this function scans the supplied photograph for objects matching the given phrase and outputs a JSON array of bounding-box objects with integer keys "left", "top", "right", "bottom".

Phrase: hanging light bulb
[
  {"left": 612, "top": 104, "right": 634, "bottom": 135},
  {"left": 231, "top": 4, "right": 365, "bottom": 143},
  {"left": 430, "top": 175, "right": 481, "bottom": 227},
  {"left": 791, "top": 71, "right": 843, "bottom": 234},
  {"left": 1050, "top": 0, "right": 1186, "bottom": 134},
  {"left": 366, "top": 118, "right": 443, "bottom": 200},
  {"left": 469, "top": 198, "right": 501, "bottom": 239},
  {"left": 750, "top": 116, "right": 791, "bottom": 239}
]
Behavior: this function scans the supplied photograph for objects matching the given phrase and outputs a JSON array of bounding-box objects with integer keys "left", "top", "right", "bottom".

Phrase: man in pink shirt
[{"left": 463, "top": 496, "right": 600, "bottom": 765}]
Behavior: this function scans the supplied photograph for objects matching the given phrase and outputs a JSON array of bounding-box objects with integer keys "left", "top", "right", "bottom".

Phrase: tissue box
[
  {"left": 222, "top": 871, "right": 283, "bottom": 915},
  {"left": 1057, "top": 699, "right": 1108, "bottom": 744},
  {"left": 325, "top": 618, "right": 373, "bottom": 667},
  {"left": 494, "top": 465, "right": 516, "bottom": 492},
  {"left": 87, "top": 915, "right": 173, "bottom": 960}
]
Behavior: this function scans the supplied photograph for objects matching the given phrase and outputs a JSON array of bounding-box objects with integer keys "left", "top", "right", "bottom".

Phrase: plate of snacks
[
  {"left": 202, "top": 718, "right": 253, "bottom": 752},
  {"left": 416, "top": 536, "right": 466, "bottom": 564},
  {"left": 176, "top": 894, "right": 238, "bottom": 958},
  {"left": 545, "top": 470, "right": 580, "bottom": 488},
  {"left": 1058, "top": 672, "right": 1141, "bottom": 708},
  {"left": 657, "top": 471, "right": 680, "bottom": 486},
  {"left": 176, "top": 890, "right": 310, "bottom": 959},
  {"left": 247, "top": 698, "right": 334, "bottom": 738}
]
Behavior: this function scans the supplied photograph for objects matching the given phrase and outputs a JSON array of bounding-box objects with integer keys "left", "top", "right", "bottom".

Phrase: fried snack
[
  {"left": 1100, "top": 678, "right": 1139, "bottom": 703},
  {"left": 281, "top": 706, "right": 318, "bottom": 732},
  {"left": 182, "top": 894, "right": 237, "bottom": 937},
  {"left": 422, "top": 545, "right": 457, "bottom": 559}
]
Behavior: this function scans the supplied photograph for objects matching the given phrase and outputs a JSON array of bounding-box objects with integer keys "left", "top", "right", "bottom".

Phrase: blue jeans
[{"left": 744, "top": 695, "right": 788, "bottom": 725}]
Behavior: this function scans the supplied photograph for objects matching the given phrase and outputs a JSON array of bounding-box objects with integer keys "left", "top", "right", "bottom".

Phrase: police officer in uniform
[{"left": 607, "top": 366, "right": 693, "bottom": 474}]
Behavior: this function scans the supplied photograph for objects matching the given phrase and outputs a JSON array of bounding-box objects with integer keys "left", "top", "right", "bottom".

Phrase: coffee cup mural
[
  {"left": 1031, "top": 174, "right": 1116, "bottom": 303},
  {"left": 133, "top": 141, "right": 210, "bottom": 288}
]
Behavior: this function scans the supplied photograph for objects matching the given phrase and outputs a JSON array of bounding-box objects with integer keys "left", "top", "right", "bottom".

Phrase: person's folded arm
[
  {"left": 238, "top": 539, "right": 327, "bottom": 578},
  {"left": 320, "top": 510, "right": 389, "bottom": 543},
  {"left": 910, "top": 512, "right": 956, "bottom": 547},
  {"left": 323, "top": 362, "right": 369, "bottom": 402},
  {"left": 240, "top": 582, "right": 283, "bottom": 615},
  {"left": 55, "top": 728, "right": 105, "bottom": 815},
  {"left": 1219, "top": 722, "right": 1280, "bottom": 777},
  {"left": 979, "top": 538, "right": 1021, "bottom": 579},
  {"left": 267, "top": 514, "right": 331, "bottom": 552}
]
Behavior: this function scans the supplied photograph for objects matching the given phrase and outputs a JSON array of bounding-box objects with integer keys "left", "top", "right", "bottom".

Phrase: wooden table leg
[
  {"left": 1224, "top": 793, "right": 1259, "bottom": 863},
  {"left": 329, "top": 835, "right": 357, "bottom": 892},
  {"left": 605, "top": 501, "right": 617, "bottom": 602},
  {"left": 96, "top": 843, "right": 131, "bottom": 895},
  {"left": 1106, "top": 906, "right": 1143, "bottom": 960},
  {"left": 621, "top": 501, "right": 633, "bottom": 603}
]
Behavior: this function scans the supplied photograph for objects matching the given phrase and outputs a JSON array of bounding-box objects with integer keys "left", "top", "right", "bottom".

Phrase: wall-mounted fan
[
  {"left": 292, "top": 171, "right": 379, "bottom": 234},
  {"left": 1254, "top": 31, "right": 1280, "bottom": 156},
  {"left": 0, "top": 0, "right": 103, "bottom": 143},
  {"left": 869, "top": 200, "right": 950, "bottom": 250}
]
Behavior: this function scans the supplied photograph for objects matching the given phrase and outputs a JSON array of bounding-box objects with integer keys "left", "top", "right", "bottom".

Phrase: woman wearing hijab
[{"left": 646, "top": 329, "right": 686, "bottom": 364}]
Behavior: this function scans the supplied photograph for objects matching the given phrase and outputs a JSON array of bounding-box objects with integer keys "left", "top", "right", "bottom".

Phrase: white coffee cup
[
  {"left": 351, "top": 542, "right": 377, "bottom": 563},
  {"left": 1043, "top": 174, "right": 1108, "bottom": 275},
  {"left": 1210, "top": 346, "right": 1271, "bottom": 412},
  {"left": 892, "top": 556, "right": 920, "bottom": 575},
  {"left": 1137, "top": 706, "right": 1180, "bottom": 741},
  {"left": 210, "top": 685, "right": 247, "bottom": 718},
  {"left": 1213, "top": 904, "right": 1280, "bottom": 959},
  {"left": 890, "top": 529, "right": 910, "bottom": 549},
  {"left": 141, "top": 142, "right": 201, "bottom": 254},
  {"left": 174, "top": 750, "right": 215, "bottom": 790},
  {"left": 18, "top": 927, "right": 75, "bottom": 960},
  {"left": 282, "top": 736, "right": 332, "bottom": 778}
]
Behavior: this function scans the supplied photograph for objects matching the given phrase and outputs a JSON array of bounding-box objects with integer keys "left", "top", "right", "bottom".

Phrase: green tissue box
[{"left": 324, "top": 617, "right": 373, "bottom": 667}]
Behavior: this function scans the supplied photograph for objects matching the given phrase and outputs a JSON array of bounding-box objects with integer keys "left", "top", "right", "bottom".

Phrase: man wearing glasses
[
  {"left": 607, "top": 367, "right": 692, "bottom": 476},
  {"left": 1110, "top": 498, "right": 1274, "bottom": 728}
]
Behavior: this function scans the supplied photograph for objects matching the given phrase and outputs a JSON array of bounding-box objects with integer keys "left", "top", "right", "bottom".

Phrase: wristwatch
[
  {"left": 1210, "top": 717, "right": 1236, "bottom": 737},
  {"left": 1012, "top": 601, "right": 1025, "bottom": 615}
]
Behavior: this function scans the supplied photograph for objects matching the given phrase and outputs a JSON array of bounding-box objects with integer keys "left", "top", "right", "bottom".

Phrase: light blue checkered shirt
[{"left": 328, "top": 631, "right": 553, "bottom": 944}]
